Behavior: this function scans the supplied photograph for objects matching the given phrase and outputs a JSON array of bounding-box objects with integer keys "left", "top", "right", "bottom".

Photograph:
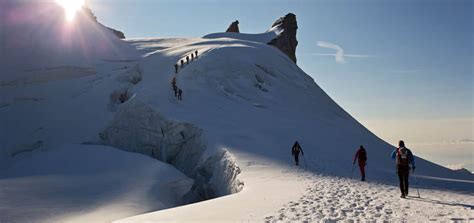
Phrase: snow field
[
  {"left": 265, "top": 172, "right": 474, "bottom": 222},
  {"left": 115, "top": 160, "right": 308, "bottom": 223},
  {"left": 0, "top": 144, "right": 193, "bottom": 223}
]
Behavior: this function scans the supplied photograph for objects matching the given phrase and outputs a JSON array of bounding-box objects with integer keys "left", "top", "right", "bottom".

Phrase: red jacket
[{"left": 354, "top": 148, "right": 367, "bottom": 165}]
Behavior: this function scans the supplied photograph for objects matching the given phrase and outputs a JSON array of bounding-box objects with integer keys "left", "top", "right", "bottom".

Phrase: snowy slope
[
  {"left": 114, "top": 36, "right": 474, "bottom": 222},
  {"left": 0, "top": 144, "right": 193, "bottom": 223},
  {"left": 0, "top": 0, "right": 137, "bottom": 164},
  {"left": 0, "top": 0, "right": 138, "bottom": 83},
  {"left": 1, "top": 2, "right": 473, "bottom": 221},
  {"left": 119, "top": 171, "right": 473, "bottom": 222},
  {"left": 125, "top": 36, "right": 473, "bottom": 185}
]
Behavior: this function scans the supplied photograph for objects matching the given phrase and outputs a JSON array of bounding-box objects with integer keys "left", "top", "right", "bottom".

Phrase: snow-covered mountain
[
  {"left": 1, "top": 1, "right": 472, "bottom": 222},
  {"left": 0, "top": 0, "right": 137, "bottom": 83}
]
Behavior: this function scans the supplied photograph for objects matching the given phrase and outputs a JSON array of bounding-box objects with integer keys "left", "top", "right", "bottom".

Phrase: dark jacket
[{"left": 291, "top": 142, "right": 304, "bottom": 156}]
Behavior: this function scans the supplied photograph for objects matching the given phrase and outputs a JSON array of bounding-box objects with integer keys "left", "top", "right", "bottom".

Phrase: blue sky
[{"left": 90, "top": 0, "right": 473, "bottom": 171}]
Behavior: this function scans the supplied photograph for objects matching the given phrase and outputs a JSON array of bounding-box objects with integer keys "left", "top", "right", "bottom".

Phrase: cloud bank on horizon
[{"left": 315, "top": 41, "right": 372, "bottom": 64}]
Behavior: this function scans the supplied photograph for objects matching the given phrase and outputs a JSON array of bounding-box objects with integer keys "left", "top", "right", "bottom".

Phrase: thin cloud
[
  {"left": 315, "top": 41, "right": 372, "bottom": 64},
  {"left": 391, "top": 69, "right": 419, "bottom": 74},
  {"left": 460, "top": 139, "right": 474, "bottom": 143},
  {"left": 450, "top": 139, "right": 474, "bottom": 144}
]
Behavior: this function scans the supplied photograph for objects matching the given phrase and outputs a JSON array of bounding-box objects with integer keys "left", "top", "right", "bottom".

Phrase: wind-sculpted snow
[
  {"left": 99, "top": 100, "right": 243, "bottom": 201},
  {"left": 203, "top": 29, "right": 279, "bottom": 45}
]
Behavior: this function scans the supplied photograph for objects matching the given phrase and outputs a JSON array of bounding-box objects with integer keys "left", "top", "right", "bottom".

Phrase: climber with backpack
[
  {"left": 353, "top": 145, "right": 367, "bottom": 181},
  {"left": 391, "top": 140, "right": 416, "bottom": 198},
  {"left": 291, "top": 141, "right": 304, "bottom": 166}
]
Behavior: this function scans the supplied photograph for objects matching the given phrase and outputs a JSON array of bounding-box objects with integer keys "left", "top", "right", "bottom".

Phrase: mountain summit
[
  {"left": 225, "top": 20, "right": 240, "bottom": 33},
  {"left": 223, "top": 13, "right": 298, "bottom": 63},
  {"left": 268, "top": 13, "right": 298, "bottom": 63}
]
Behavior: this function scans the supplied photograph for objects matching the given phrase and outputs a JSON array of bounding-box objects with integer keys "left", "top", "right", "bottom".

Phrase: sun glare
[{"left": 56, "top": 0, "right": 85, "bottom": 21}]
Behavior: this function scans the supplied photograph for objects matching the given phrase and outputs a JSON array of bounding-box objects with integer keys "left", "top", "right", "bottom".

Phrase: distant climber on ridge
[
  {"left": 171, "top": 76, "right": 176, "bottom": 87},
  {"left": 173, "top": 85, "right": 178, "bottom": 97},
  {"left": 177, "top": 88, "right": 183, "bottom": 100},
  {"left": 186, "top": 55, "right": 190, "bottom": 64},
  {"left": 291, "top": 141, "right": 304, "bottom": 166},
  {"left": 353, "top": 145, "right": 367, "bottom": 181},
  {"left": 191, "top": 53, "right": 195, "bottom": 61},
  {"left": 174, "top": 64, "right": 178, "bottom": 74},
  {"left": 171, "top": 77, "right": 178, "bottom": 97},
  {"left": 195, "top": 50, "right": 198, "bottom": 58},
  {"left": 180, "top": 59, "right": 184, "bottom": 68},
  {"left": 391, "top": 140, "right": 416, "bottom": 198}
]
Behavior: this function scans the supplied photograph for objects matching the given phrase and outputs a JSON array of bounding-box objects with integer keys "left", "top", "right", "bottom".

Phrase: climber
[
  {"left": 191, "top": 53, "right": 195, "bottom": 61},
  {"left": 173, "top": 84, "right": 178, "bottom": 97},
  {"left": 195, "top": 50, "right": 198, "bottom": 58},
  {"left": 180, "top": 59, "right": 184, "bottom": 68},
  {"left": 391, "top": 140, "right": 416, "bottom": 198},
  {"left": 186, "top": 55, "right": 190, "bottom": 64},
  {"left": 171, "top": 76, "right": 176, "bottom": 86},
  {"left": 171, "top": 77, "right": 177, "bottom": 96},
  {"left": 174, "top": 63, "right": 178, "bottom": 74},
  {"left": 291, "top": 141, "right": 304, "bottom": 166},
  {"left": 353, "top": 145, "right": 367, "bottom": 181},
  {"left": 177, "top": 88, "right": 183, "bottom": 100}
]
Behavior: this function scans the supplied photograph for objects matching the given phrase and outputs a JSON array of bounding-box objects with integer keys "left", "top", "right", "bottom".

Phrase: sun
[{"left": 56, "top": 0, "right": 85, "bottom": 21}]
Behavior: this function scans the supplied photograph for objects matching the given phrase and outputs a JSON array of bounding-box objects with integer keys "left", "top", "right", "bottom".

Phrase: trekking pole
[
  {"left": 350, "top": 163, "right": 355, "bottom": 179},
  {"left": 413, "top": 170, "right": 421, "bottom": 198},
  {"left": 302, "top": 154, "right": 308, "bottom": 169}
]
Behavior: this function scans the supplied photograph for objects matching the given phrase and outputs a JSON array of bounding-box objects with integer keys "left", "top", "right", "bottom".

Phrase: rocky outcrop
[
  {"left": 107, "top": 27, "right": 126, "bottom": 39},
  {"left": 226, "top": 20, "right": 240, "bottom": 33},
  {"left": 83, "top": 7, "right": 126, "bottom": 39},
  {"left": 268, "top": 13, "right": 298, "bottom": 64}
]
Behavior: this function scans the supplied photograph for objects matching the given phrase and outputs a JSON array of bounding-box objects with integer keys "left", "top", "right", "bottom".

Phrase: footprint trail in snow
[{"left": 265, "top": 174, "right": 474, "bottom": 222}]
